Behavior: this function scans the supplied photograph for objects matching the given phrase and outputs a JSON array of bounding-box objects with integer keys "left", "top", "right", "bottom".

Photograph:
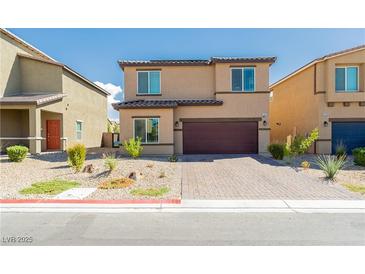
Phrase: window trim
[
  {"left": 133, "top": 117, "right": 160, "bottom": 144},
  {"left": 137, "top": 71, "right": 161, "bottom": 95},
  {"left": 75, "top": 120, "right": 83, "bottom": 140},
  {"left": 230, "top": 67, "right": 256, "bottom": 92},
  {"left": 335, "top": 65, "right": 359, "bottom": 92}
]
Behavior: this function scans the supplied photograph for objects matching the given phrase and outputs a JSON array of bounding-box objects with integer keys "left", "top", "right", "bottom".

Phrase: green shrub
[
  {"left": 352, "top": 147, "right": 365, "bottom": 166},
  {"left": 167, "top": 154, "right": 178, "bottom": 162},
  {"left": 67, "top": 143, "right": 86, "bottom": 172},
  {"left": 267, "top": 143, "right": 286, "bottom": 160},
  {"left": 335, "top": 141, "right": 347, "bottom": 158},
  {"left": 6, "top": 145, "right": 28, "bottom": 162},
  {"left": 316, "top": 154, "right": 346, "bottom": 180},
  {"left": 103, "top": 153, "right": 118, "bottom": 171},
  {"left": 123, "top": 137, "right": 143, "bottom": 158},
  {"left": 289, "top": 128, "right": 319, "bottom": 156}
]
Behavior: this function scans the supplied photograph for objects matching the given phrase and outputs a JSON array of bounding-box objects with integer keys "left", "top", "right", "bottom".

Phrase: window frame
[
  {"left": 137, "top": 70, "right": 161, "bottom": 95},
  {"left": 75, "top": 120, "right": 83, "bottom": 141},
  {"left": 230, "top": 67, "right": 256, "bottom": 92},
  {"left": 335, "top": 65, "right": 359, "bottom": 92},
  {"left": 133, "top": 117, "right": 160, "bottom": 144}
]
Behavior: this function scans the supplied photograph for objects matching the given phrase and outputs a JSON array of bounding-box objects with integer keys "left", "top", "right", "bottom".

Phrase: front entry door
[{"left": 46, "top": 120, "right": 60, "bottom": 150}]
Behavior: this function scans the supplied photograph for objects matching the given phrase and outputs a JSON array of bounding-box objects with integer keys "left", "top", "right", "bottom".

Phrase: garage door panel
[
  {"left": 332, "top": 122, "right": 365, "bottom": 154},
  {"left": 183, "top": 122, "right": 258, "bottom": 154}
]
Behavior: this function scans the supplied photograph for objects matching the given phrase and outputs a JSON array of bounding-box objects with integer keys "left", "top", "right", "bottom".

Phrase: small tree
[
  {"left": 107, "top": 122, "right": 113, "bottom": 133},
  {"left": 286, "top": 128, "right": 319, "bottom": 163},
  {"left": 113, "top": 123, "right": 120, "bottom": 133},
  {"left": 123, "top": 137, "right": 143, "bottom": 158}
]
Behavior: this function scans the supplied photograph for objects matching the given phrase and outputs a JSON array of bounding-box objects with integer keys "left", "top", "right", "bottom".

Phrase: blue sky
[{"left": 8, "top": 28, "right": 365, "bottom": 119}]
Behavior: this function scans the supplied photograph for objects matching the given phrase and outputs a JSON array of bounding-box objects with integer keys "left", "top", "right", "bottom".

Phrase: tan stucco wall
[
  {"left": 0, "top": 32, "right": 33, "bottom": 96},
  {"left": 270, "top": 66, "right": 320, "bottom": 143},
  {"left": 270, "top": 48, "right": 365, "bottom": 154},
  {"left": 19, "top": 57, "right": 63, "bottom": 94},
  {"left": 1, "top": 32, "right": 108, "bottom": 152},
  {"left": 124, "top": 65, "right": 215, "bottom": 100},
  {"left": 123, "top": 62, "right": 271, "bottom": 100},
  {"left": 215, "top": 63, "right": 270, "bottom": 92},
  {"left": 119, "top": 108, "right": 174, "bottom": 155}
]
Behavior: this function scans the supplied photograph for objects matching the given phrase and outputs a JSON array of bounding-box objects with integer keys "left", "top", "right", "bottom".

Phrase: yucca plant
[
  {"left": 315, "top": 154, "right": 346, "bottom": 180},
  {"left": 335, "top": 141, "right": 347, "bottom": 159},
  {"left": 103, "top": 153, "right": 118, "bottom": 171}
]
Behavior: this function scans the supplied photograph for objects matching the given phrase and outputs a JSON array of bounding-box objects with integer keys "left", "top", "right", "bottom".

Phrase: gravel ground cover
[
  {"left": 0, "top": 151, "right": 181, "bottom": 200},
  {"left": 271, "top": 154, "right": 365, "bottom": 196}
]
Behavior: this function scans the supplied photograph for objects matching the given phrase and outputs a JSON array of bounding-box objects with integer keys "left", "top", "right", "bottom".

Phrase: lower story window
[
  {"left": 76, "top": 120, "right": 83, "bottom": 140},
  {"left": 134, "top": 118, "right": 159, "bottom": 143}
]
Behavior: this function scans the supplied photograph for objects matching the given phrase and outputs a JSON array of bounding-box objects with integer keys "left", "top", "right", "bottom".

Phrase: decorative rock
[
  {"left": 128, "top": 171, "right": 143, "bottom": 181},
  {"left": 83, "top": 164, "right": 95, "bottom": 173}
]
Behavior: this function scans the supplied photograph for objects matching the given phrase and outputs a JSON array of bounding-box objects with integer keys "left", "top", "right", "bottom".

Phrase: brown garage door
[{"left": 183, "top": 121, "right": 258, "bottom": 154}]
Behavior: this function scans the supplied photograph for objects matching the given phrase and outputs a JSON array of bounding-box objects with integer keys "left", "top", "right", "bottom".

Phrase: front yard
[
  {"left": 0, "top": 151, "right": 181, "bottom": 200},
  {"left": 272, "top": 154, "right": 365, "bottom": 196}
]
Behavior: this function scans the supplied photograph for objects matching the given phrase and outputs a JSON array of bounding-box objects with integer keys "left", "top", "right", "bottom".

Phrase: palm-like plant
[{"left": 315, "top": 154, "right": 346, "bottom": 180}]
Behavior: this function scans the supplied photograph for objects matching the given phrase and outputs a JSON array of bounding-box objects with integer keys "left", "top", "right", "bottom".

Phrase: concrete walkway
[{"left": 181, "top": 154, "right": 361, "bottom": 200}]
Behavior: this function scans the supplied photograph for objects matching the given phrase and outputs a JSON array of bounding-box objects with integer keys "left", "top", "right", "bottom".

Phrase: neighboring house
[
  {"left": 0, "top": 29, "right": 109, "bottom": 154},
  {"left": 113, "top": 56, "right": 276, "bottom": 154},
  {"left": 270, "top": 45, "right": 365, "bottom": 154}
]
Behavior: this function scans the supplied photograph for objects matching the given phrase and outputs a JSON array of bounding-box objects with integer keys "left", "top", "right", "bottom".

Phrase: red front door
[{"left": 46, "top": 120, "right": 60, "bottom": 150}]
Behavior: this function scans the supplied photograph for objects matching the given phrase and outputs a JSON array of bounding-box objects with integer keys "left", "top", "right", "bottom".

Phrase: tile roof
[
  {"left": 112, "top": 99, "right": 223, "bottom": 110},
  {"left": 211, "top": 57, "right": 277, "bottom": 63},
  {"left": 118, "top": 56, "right": 276, "bottom": 68},
  {"left": 0, "top": 93, "right": 67, "bottom": 106}
]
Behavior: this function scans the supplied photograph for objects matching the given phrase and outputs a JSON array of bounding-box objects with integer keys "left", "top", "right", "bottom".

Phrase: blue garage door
[{"left": 332, "top": 122, "right": 365, "bottom": 154}]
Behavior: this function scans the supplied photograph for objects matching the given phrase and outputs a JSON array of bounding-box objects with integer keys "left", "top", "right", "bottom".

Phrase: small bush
[
  {"left": 103, "top": 153, "right": 117, "bottom": 171},
  {"left": 67, "top": 144, "right": 86, "bottom": 172},
  {"left": 352, "top": 147, "right": 365, "bottom": 167},
  {"left": 301, "top": 161, "right": 311, "bottom": 169},
  {"left": 167, "top": 154, "right": 178, "bottom": 162},
  {"left": 6, "top": 145, "right": 28, "bottom": 162},
  {"left": 123, "top": 137, "right": 143, "bottom": 158},
  {"left": 335, "top": 141, "right": 347, "bottom": 158},
  {"left": 316, "top": 154, "right": 346, "bottom": 180},
  {"left": 267, "top": 143, "right": 286, "bottom": 160}
]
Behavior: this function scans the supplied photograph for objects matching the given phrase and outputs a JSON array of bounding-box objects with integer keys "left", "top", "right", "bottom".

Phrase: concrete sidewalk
[{"left": 1, "top": 199, "right": 365, "bottom": 213}]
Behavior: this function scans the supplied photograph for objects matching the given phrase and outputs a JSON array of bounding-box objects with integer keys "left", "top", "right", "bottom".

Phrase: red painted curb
[{"left": 0, "top": 199, "right": 181, "bottom": 204}]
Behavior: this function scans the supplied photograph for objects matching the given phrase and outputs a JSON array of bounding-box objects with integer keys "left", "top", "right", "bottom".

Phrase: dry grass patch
[
  {"left": 342, "top": 183, "right": 365, "bottom": 195},
  {"left": 98, "top": 178, "right": 134, "bottom": 189}
]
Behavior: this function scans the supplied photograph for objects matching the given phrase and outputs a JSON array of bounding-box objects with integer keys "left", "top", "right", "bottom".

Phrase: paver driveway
[{"left": 181, "top": 155, "right": 360, "bottom": 200}]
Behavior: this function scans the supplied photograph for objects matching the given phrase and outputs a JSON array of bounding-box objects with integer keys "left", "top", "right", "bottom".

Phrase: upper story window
[
  {"left": 137, "top": 71, "right": 161, "bottom": 94},
  {"left": 231, "top": 67, "right": 255, "bottom": 92},
  {"left": 335, "top": 66, "right": 359, "bottom": 92}
]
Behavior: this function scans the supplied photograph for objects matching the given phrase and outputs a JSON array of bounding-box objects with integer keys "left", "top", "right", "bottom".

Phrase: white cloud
[{"left": 94, "top": 81, "right": 123, "bottom": 121}]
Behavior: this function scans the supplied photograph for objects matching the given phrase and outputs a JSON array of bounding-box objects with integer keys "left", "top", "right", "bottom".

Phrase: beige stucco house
[
  {"left": 0, "top": 29, "right": 109, "bottom": 154},
  {"left": 270, "top": 45, "right": 365, "bottom": 154},
  {"left": 113, "top": 56, "right": 276, "bottom": 155}
]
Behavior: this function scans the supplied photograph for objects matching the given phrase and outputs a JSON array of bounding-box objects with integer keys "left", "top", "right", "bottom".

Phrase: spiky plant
[{"left": 315, "top": 154, "right": 346, "bottom": 181}]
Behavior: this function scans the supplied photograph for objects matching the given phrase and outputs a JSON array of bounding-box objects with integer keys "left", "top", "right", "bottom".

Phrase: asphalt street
[{"left": 1, "top": 212, "right": 364, "bottom": 245}]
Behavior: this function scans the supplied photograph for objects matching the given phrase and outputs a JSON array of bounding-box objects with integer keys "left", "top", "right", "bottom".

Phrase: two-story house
[
  {"left": 270, "top": 45, "right": 365, "bottom": 154},
  {"left": 113, "top": 57, "right": 276, "bottom": 154},
  {"left": 0, "top": 29, "right": 109, "bottom": 154}
]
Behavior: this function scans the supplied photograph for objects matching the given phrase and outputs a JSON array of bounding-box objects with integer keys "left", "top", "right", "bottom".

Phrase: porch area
[{"left": 0, "top": 107, "right": 66, "bottom": 154}]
